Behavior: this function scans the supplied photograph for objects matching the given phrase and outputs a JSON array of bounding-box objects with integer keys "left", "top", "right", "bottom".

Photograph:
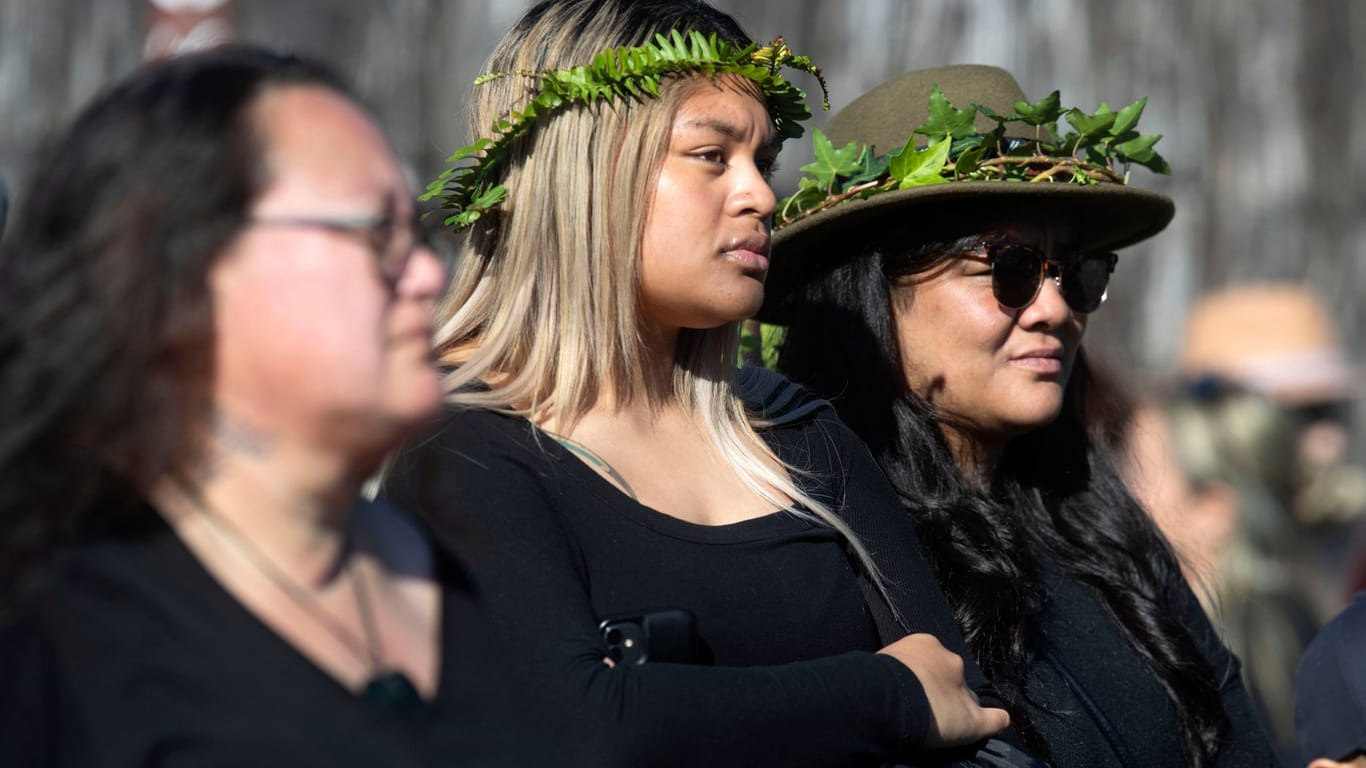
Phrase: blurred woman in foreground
[{"left": 0, "top": 45, "right": 528, "bottom": 766}]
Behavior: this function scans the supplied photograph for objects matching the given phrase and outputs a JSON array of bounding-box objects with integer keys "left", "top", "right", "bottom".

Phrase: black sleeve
[
  {"left": 743, "top": 370, "right": 1029, "bottom": 763},
  {"left": 785, "top": 400, "right": 1007, "bottom": 716},
  {"left": 1163, "top": 575, "right": 1281, "bottom": 766},
  {"left": 809, "top": 410, "right": 1032, "bottom": 768},
  {"left": 382, "top": 406, "right": 932, "bottom": 768}
]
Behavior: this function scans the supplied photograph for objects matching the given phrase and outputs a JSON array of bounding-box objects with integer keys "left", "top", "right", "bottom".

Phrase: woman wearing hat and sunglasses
[{"left": 766, "top": 65, "right": 1280, "bottom": 768}]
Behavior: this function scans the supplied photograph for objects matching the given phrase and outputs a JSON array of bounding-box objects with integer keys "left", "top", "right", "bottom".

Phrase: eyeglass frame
[
  {"left": 960, "top": 240, "right": 1118, "bottom": 313},
  {"left": 245, "top": 209, "right": 430, "bottom": 286}
]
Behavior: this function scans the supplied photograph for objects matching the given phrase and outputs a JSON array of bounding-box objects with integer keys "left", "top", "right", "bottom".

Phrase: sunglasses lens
[
  {"left": 1062, "top": 252, "right": 1115, "bottom": 313},
  {"left": 990, "top": 244, "right": 1042, "bottom": 309}
]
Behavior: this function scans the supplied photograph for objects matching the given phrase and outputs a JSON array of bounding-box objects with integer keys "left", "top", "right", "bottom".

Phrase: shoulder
[
  {"left": 1294, "top": 592, "right": 1366, "bottom": 737},
  {"left": 738, "top": 366, "right": 836, "bottom": 427},
  {"left": 1306, "top": 589, "right": 1366, "bottom": 650},
  {"left": 16, "top": 506, "right": 182, "bottom": 621},
  {"left": 1, "top": 520, "right": 194, "bottom": 731},
  {"left": 410, "top": 401, "right": 539, "bottom": 452},
  {"left": 3, "top": 542, "right": 155, "bottom": 657},
  {"left": 740, "top": 367, "right": 873, "bottom": 470},
  {"left": 381, "top": 403, "right": 577, "bottom": 558},
  {"left": 387, "top": 403, "right": 556, "bottom": 486},
  {"left": 1293, "top": 594, "right": 1366, "bottom": 763}
]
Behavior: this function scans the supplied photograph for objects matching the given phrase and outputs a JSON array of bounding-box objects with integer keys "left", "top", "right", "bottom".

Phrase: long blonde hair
[{"left": 436, "top": 0, "right": 890, "bottom": 597}]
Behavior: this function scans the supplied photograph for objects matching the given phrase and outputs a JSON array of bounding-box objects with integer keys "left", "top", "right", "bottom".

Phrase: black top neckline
[
  {"left": 123, "top": 501, "right": 458, "bottom": 713},
  {"left": 521, "top": 415, "right": 817, "bottom": 545}
]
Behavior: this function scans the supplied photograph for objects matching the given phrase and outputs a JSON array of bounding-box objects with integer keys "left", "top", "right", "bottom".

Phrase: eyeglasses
[
  {"left": 965, "top": 241, "right": 1118, "bottom": 313},
  {"left": 247, "top": 210, "right": 429, "bottom": 285}
]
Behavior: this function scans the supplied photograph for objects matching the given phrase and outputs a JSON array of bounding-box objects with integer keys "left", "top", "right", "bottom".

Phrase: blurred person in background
[
  {"left": 1345, "top": 525, "right": 1366, "bottom": 595},
  {"left": 0, "top": 45, "right": 532, "bottom": 766},
  {"left": 0, "top": 175, "right": 9, "bottom": 239},
  {"left": 1123, "top": 380, "right": 1321, "bottom": 761},
  {"left": 1180, "top": 282, "right": 1366, "bottom": 612}
]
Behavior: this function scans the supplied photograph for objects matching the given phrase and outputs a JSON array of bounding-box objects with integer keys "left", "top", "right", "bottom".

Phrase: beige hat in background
[{"left": 1179, "top": 283, "right": 1355, "bottom": 406}]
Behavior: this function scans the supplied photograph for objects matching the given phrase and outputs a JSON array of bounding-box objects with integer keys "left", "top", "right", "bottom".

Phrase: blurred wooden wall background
[{"left": 1, "top": 0, "right": 1362, "bottom": 388}]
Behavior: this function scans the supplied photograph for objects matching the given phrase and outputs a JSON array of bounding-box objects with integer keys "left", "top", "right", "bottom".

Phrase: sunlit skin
[
  {"left": 892, "top": 221, "right": 1085, "bottom": 477},
  {"left": 637, "top": 76, "right": 780, "bottom": 342}
]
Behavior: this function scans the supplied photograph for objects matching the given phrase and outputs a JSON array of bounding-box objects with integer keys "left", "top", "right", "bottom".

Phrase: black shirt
[
  {"left": 0, "top": 503, "right": 541, "bottom": 768},
  {"left": 1014, "top": 562, "right": 1281, "bottom": 767},
  {"left": 383, "top": 370, "right": 1000, "bottom": 768},
  {"left": 843, "top": 477, "right": 1280, "bottom": 767},
  {"left": 578, "top": 502, "right": 884, "bottom": 667}
]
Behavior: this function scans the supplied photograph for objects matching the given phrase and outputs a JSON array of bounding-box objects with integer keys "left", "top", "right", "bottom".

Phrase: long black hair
[
  {"left": 777, "top": 228, "right": 1229, "bottom": 765},
  {"left": 0, "top": 45, "right": 351, "bottom": 612}
]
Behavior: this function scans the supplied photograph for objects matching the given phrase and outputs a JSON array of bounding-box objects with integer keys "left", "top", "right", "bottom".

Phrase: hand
[{"left": 878, "top": 633, "right": 1011, "bottom": 747}]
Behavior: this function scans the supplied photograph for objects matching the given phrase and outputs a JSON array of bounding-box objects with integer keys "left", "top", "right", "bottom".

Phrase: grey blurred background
[{"left": 1, "top": 0, "right": 1363, "bottom": 385}]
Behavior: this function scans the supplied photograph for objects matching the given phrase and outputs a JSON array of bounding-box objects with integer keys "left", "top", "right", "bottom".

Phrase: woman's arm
[
  {"left": 382, "top": 406, "right": 935, "bottom": 768},
  {"left": 786, "top": 398, "right": 1008, "bottom": 716}
]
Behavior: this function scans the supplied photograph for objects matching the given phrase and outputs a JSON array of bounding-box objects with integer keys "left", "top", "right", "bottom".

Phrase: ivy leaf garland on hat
[
  {"left": 776, "top": 87, "right": 1170, "bottom": 229},
  {"left": 423, "top": 30, "right": 830, "bottom": 230}
]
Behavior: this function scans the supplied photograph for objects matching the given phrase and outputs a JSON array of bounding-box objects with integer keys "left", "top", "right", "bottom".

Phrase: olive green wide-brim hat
[{"left": 760, "top": 64, "right": 1175, "bottom": 324}]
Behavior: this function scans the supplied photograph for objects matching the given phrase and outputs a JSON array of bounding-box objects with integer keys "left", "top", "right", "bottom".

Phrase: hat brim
[{"left": 759, "top": 181, "right": 1175, "bottom": 324}]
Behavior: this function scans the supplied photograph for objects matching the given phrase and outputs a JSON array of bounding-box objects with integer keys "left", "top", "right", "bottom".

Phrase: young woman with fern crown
[
  {"left": 765, "top": 64, "right": 1282, "bottom": 768},
  {"left": 379, "top": 1, "right": 1031, "bottom": 766}
]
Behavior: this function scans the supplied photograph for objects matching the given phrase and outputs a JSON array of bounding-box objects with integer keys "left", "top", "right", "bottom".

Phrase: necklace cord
[{"left": 190, "top": 494, "right": 384, "bottom": 673}]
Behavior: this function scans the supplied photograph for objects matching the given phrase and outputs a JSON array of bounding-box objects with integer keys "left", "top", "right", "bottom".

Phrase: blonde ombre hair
[{"left": 436, "top": 0, "right": 890, "bottom": 598}]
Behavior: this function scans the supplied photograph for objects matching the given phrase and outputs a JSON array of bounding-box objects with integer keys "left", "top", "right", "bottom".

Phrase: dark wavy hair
[
  {"left": 0, "top": 45, "right": 350, "bottom": 612},
  {"left": 777, "top": 224, "right": 1229, "bottom": 765}
]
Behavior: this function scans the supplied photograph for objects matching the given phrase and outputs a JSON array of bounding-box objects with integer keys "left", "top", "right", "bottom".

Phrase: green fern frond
[
  {"left": 424, "top": 31, "right": 829, "bottom": 231},
  {"left": 775, "top": 89, "right": 1167, "bottom": 229}
]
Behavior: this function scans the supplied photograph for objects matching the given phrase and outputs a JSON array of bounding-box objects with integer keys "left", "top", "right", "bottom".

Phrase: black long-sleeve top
[
  {"left": 834, "top": 437, "right": 1280, "bottom": 765},
  {"left": 838, "top": 454, "right": 1280, "bottom": 767},
  {"left": 382, "top": 369, "right": 1004, "bottom": 768}
]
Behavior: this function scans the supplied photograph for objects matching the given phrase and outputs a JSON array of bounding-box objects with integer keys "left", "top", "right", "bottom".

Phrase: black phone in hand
[{"left": 598, "top": 608, "right": 706, "bottom": 665}]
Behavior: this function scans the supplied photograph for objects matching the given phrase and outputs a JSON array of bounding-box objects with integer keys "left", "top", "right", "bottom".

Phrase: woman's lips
[
  {"left": 723, "top": 235, "right": 771, "bottom": 274},
  {"left": 724, "top": 248, "right": 770, "bottom": 274},
  {"left": 1010, "top": 356, "right": 1064, "bottom": 374},
  {"left": 1009, "top": 347, "right": 1066, "bottom": 374}
]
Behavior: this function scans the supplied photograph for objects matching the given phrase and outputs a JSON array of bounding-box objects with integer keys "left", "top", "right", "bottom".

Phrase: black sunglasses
[{"left": 967, "top": 241, "right": 1118, "bottom": 313}]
